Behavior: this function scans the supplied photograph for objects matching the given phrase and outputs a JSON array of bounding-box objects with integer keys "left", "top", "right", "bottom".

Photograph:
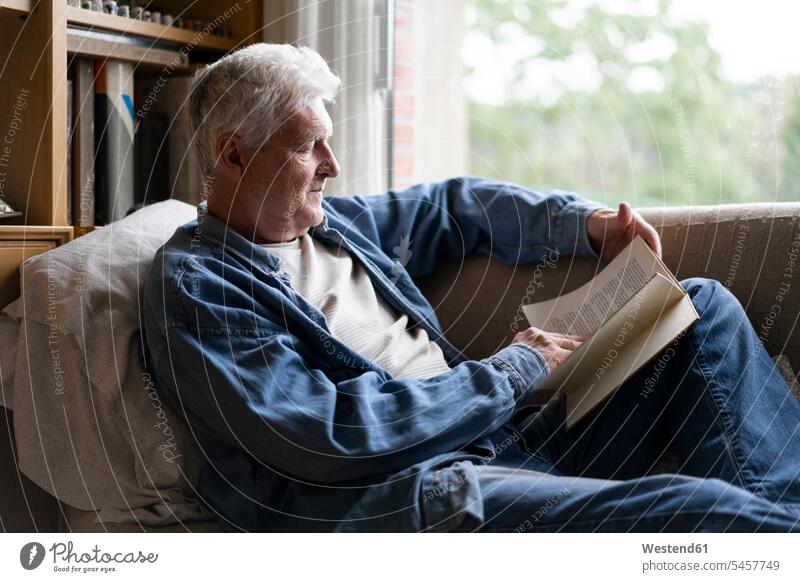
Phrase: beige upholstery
[
  {"left": 58, "top": 504, "right": 226, "bottom": 533},
  {"left": 417, "top": 203, "right": 800, "bottom": 372},
  {"left": 2, "top": 202, "right": 800, "bottom": 532},
  {"left": 3, "top": 201, "right": 205, "bottom": 523}
]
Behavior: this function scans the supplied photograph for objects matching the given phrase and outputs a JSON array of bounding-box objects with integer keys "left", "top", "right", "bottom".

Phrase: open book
[{"left": 521, "top": 236, "right": 699, "bottom": 430}]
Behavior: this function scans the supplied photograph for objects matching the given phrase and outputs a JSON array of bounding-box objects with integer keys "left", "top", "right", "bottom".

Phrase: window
[
  {"left": 464, "top": 0, "right": 800, "bottom": 206},
  {"left": 391, "top": 0, "right": 467, "bottom": 190}
]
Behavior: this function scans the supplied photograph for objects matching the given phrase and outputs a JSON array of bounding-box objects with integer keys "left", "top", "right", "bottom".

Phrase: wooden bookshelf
[
  {"left": 2, "top": 3, "right": 251, "bottom": 51},
  {"left": 0, "top": 0, "right": 68, "bottom": 227},
  {"left": 0, "top": 0, "right": 31, "bottom": 15},
  {"left": 66, "top": 6, "right": 241, "bottom": 51},
  {"left": 0, "top": 225, "right": 73, "bottom": 308},
  {"left": 0, "top": 0, "right": 261, "bottom": 229}
]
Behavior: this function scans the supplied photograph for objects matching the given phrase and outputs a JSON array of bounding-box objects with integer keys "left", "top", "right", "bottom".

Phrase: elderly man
[{"left": 142, "top": 43, "right": 800, "bottom": 532}]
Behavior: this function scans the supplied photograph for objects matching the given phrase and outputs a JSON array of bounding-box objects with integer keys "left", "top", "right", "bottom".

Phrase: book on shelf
[
  {"left": 94, "top": 59, "right": 135, "bottom": 225},
  {"left": 71, "top": 58, "right": 95, "bottom": 234},
  {"left": 521, "top": 236, "right": 699, "bottom": 429},
  {"left": 134, "top": 111, "right": 170, "bottom": 205},
  {"left": 67, "top": 77, "right": 72, "bottom": 224},
  {"left": 136, "top": 73, "right": 203, "bottom": 205}
]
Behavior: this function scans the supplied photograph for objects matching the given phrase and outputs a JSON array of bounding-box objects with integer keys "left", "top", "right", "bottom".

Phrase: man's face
[{"left": 243, "top": 99, "right": 339, "bottom": 240}]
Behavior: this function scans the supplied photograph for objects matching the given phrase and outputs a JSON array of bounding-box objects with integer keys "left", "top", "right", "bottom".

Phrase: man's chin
[{"left": 309, "top": 204, "right": 325, "bottom": 227}]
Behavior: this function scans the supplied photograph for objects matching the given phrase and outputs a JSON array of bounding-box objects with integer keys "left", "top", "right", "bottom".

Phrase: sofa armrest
[
  {"left": 641, "top": 203, "right": 800, "bottom": 371},
  {"left": 418, "top": 203, "right": 800, "bottom": 372}
]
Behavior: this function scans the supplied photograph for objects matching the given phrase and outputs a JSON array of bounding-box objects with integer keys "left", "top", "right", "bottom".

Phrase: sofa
[{"left": 2, "top": 200, "right": 800, "bottom": 532}]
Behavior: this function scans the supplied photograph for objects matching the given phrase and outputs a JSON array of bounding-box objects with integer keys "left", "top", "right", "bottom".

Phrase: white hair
[{"left": 189, "top": 43, "right": 341, "bottom": 178}]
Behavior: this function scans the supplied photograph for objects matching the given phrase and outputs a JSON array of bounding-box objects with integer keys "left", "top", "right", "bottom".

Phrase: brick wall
[
  {"left": 391, "top": 0, "right": 466, "bottom": 190},
  {"left": 392, "top": 0, "right": 417, "bottom": 189}
]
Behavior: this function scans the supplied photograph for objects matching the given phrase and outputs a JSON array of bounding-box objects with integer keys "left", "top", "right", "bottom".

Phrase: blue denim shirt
[{"left": 141, "top": 176, "right": 605, "bottom": 531}]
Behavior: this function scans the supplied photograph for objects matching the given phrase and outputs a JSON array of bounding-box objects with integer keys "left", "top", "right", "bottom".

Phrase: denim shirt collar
[
  {"left": 194, "top": 200, "right": 333, "bottom": 275},
  {"left": 196, "top": 199, "right": 352, "bottom": 269},
  {"left": 193, "top": 199, "right": 467, "bottom": 365}
]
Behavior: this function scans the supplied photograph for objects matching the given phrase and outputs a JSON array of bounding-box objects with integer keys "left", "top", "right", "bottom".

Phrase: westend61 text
[{"left": 642, "top": 543, "right": 708, "bottom": 554}]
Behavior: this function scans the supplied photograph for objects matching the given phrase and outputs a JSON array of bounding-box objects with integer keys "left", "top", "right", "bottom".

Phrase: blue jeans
[{"left": 474, "top": 278, "right": 800, "bottom": 532}]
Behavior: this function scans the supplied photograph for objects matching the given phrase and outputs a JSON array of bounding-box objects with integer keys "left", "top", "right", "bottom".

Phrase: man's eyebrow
[
  {"left": 311, "top": 125, "right": 333, "bottom": 140},
  {"left": 293, "top": 126, "right": 332, "bottom": 145}
]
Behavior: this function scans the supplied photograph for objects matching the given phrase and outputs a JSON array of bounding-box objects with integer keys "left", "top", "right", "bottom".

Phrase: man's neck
[{"left": 207, "top": 202, "right": 309, "bottom": 244}]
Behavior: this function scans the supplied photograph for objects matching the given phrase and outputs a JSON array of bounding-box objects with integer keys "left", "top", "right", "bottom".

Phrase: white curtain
[{"left": 263, "top": 0, "right": 392, "bottom": 196}]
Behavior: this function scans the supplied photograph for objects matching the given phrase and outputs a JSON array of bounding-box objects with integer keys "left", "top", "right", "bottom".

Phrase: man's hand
[
  {"left": 586, "top": 201, "right": 662, "bottom": 260},
  {"left": 511, "top": 327, "right": 584, "bottom": 373}
]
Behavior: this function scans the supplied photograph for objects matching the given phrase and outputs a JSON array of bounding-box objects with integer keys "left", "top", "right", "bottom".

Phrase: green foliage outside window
[{"left": 466, "top": 0, "right": 800, "bottom": 206}]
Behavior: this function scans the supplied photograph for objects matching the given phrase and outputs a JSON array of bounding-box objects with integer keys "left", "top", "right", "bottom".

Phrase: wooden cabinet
[{"left": 0, "top": 226, "right": 73, "bottom": 308}]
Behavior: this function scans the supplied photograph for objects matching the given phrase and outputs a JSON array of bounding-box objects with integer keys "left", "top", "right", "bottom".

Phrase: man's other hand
[
  {"left": 587, "top": 201, "right": 662, "bottom": 260},
  {"left": 511, "top": 327, "right": 584, "bottom": 373}
]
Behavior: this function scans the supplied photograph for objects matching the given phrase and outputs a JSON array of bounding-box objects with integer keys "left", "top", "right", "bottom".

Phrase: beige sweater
[{"left": 262, "top": 233, "right": 451, "bottom": 380}]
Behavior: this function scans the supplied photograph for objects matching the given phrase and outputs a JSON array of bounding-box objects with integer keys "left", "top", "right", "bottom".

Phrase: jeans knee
[
  {"left": 680, "top": 277, "right": 739, "bottom": 313},
  {"left": 681, "top": 276, "right": 718, "bottom": 297}
]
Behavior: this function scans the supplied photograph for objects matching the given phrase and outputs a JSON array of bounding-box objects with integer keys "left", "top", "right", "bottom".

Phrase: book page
[
  {"left": 564, "top": 292, "right": 698, "bottom": 429},
  {"left": 534, "top": 273, "right": 685, "bottom": 398},
  {"left": 522, "top": 236, "right": 673, "bottom": 336}
]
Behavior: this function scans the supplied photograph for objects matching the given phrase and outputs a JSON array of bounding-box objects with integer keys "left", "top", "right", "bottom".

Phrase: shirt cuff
[
  {"left": 482, "top": 343, "right": 549, "bottom": 403},
  {"left": 554, "top": 199, "right": 608, "bottom": 259}
]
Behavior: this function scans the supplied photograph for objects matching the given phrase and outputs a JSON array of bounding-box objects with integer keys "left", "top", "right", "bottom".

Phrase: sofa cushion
[
  {"left": 60, "top": 503, "right": 226, "bottom": 533},
  {"left": 2, "top": 200, "right": 213, "bottom": 526}
]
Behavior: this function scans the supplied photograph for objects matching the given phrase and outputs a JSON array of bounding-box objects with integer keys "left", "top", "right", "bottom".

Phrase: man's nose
[{"left": 320, "top": 142, "right": 340, "bottom": 178}]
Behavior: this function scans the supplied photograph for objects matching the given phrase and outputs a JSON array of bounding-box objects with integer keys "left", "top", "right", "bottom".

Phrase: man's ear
[{"left": 215, "top": 133, "right": 250, "bottom": 181}]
